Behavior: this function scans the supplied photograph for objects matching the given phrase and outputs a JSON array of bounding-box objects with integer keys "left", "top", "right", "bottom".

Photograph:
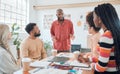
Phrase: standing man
[
  {"left": 20, "top": 23, "right": 47, "bottom": 61},
  {"left": 50, "top": 9, "right": 74, "bottom": 53}
]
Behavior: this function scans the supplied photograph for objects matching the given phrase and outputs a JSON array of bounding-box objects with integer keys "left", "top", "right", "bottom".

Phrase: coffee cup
[
  {"left": 73, "top": 51, "right": 80, "bottom": 59},
  {"left": 22, "top": 58, "right": 31, "bottom": 71},
  {"left": 51, "top": 49, "right": 57, "bottom": 56}
]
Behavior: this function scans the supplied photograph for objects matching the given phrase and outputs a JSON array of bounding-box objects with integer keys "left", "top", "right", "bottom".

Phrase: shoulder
[
  {"left": 51, "top": 20, "right": 58, "bottom": 28},
  {"left": 92, "top": 32, "right": 101, "bottom": 40},
  {"left": 36, "top": 38, "right": 43, "bottom": 43},
  {"left": 52, "top": 20, "right": 58, "bottom": 24},
  {"left": 65, "top": 19, "right": 72, "bottom": 22},
  {"left": 0, "top": 47, "right": 8, "bottom": 58},
  {"left": 64, "top": 19, "right": 73, "bottom": 26},
  {"left": 102, "top": 30, "right": 112, "bottom": 38},
  {"left": 21, "top": 37, "right": 29, "bottom": 44},
  {"left": 100, "top": 30, "right": 113, "bottom": 44}
]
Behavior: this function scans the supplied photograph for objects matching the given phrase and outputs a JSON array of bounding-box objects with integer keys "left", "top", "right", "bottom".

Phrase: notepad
[
  {"left": 48, "top": 56, "right": 69, "bottom": 63},
  {"left": 30, "top": 61, "right": 51, "bottom": 68},
  {"left": 56, "top": 53, "right": 74, "bottom": 58}
]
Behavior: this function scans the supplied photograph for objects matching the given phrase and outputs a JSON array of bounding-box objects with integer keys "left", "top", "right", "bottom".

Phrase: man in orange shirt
[
  {"left": 50, "top": 9, "right": 74, "bottom": 53},
  {"left": 20, "top": 23, "right": 47, "bottom": 61}
]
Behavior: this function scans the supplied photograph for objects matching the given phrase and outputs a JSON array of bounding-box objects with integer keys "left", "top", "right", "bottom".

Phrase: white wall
[
  {"left": 36, "top": 0, "right": 102, "bottom": 5},
  {"left": 29, "top": 0, "right": 37, "bottom": 22},
  {"left": 29, "top": 1, "right": 120, "bottom": 48}
]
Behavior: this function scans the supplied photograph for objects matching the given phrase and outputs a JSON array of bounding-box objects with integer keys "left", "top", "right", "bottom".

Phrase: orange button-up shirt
[{"left": 50, "top": 19, "right": 74, "bottom": 51}]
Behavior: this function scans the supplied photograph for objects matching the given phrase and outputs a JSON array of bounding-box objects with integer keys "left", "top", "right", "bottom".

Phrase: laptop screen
[{"left": 71, "top": 44, "right": 81, "bottom": 52}]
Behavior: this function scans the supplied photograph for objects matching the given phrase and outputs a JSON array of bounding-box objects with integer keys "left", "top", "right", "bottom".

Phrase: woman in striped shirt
[{"left": 92, "top": 3, "right": 120, "bottom": 74}]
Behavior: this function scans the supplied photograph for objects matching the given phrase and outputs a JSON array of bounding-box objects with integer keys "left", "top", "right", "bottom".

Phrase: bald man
[{"left": 50, "top": 9, "right": 74, "bottom": 53}]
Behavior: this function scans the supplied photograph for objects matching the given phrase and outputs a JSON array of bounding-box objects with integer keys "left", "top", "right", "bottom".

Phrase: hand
[
  {"left": 70, "top": 35, "right": 75, "bottom": 40},
  {"left": 83, "top": 52, "right": 92, "bottom": 58},
  {"left": 52, "top": 38, "right": 57, "bottom": 42},
  {"left": 78, "top": 54, "right": 89, "bottom": 63},
  {"left": 90, "top": 63, "right": 95, "bottom": 69}
]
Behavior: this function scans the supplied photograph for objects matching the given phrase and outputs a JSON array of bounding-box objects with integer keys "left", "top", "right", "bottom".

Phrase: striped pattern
[{"left": 93, "top": 30, "right": 117, "bottom": 72}]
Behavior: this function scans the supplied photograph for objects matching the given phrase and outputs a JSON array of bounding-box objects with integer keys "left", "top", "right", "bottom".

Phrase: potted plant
[
  {"left": 44, "top": 41, "right": 52, "bottom": 56},
  {"left": 11, "top": 23, "right": 21, "bottom": 59}
]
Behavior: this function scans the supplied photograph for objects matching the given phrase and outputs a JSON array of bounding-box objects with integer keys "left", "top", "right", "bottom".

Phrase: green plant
[
  {"left": 44, "top": 41, "right": 52, "bottom": 51},
  {"left": 44, "top": 41, "right": 52, "bottom": 56},
  {"left": 11, "top": 23, "right": 21, "bottom": 50}
]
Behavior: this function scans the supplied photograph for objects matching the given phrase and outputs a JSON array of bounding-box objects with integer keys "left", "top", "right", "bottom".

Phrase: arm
[
  {"left": 50, "top": 22, "right": 55, "bottom": 41},
  {"left": 20, "top": 41, "right": 29, "bottom": 58},
  {"left": 70, "top": 21, "right": 75, "bottom": 40},
  {"left": 89, "top": 38, "right": 99, "bottom": 63},
  {"left": 92, "top": 36, "right": 113, "bottom": 72},
  {"left": 0, "top": 51, "right": 19, "bottom": 74},
  {"left": 91, "top": 37, "right": 99, "bottom": 57}
]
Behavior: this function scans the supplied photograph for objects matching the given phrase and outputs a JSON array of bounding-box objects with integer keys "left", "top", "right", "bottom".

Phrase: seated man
[{"left": 20, "top": 23, "right": 47, "bottom": 61}]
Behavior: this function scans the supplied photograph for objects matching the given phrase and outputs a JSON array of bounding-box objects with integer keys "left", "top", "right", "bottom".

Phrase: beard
[
  {"left": 58, "top": 17, "right": 64, "bottom": 21},
  {"left": 34, "top": 33, "right": 41, "bottom": 37}
]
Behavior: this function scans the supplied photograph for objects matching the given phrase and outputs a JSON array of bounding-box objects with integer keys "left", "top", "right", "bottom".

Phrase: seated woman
[
  {"left": 80, "top": 12, "right": 101, "bottom": 63},
  {"left": 0, "top": 24, "right": 19, "bottom": 74},
  {"left": 79, "top": 3, "right": 120, "bottom": 74}
]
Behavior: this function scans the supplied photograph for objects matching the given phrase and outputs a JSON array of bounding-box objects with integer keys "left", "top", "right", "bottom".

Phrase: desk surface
[{"left": 14, "top": 53, "right": 93, "bottom": 74}]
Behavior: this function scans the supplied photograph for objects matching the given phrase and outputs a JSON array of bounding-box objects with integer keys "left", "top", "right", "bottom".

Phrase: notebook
[{"left": 48, "top": 56, "right": 69, "bottom": 63}]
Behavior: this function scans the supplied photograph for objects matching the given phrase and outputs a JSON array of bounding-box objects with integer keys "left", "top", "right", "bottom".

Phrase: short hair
[
  {"left": 25, "top": 23, "right": 36, "bottom": 34},
  {"left": 56, "top": 9, "right": 63, "bottom": 13},
  {"left": 86, "top": 12, "right": 100, "bottom": 32}
]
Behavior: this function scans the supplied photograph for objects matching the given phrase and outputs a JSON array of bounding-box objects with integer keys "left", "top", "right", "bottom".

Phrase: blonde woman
[{"left": 0, "top": 24, "right": 19, "bottom": 74}]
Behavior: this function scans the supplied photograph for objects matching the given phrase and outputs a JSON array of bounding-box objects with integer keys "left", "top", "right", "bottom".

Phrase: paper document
[
  {"left": 56, "top": 53, "right": 74, "bottom": 58},
  {"left": 30, "top": 61, "right": 51, "bottom": 68},
  {"left": 31, "top": 68, "right": 68, "bottom": 74}
]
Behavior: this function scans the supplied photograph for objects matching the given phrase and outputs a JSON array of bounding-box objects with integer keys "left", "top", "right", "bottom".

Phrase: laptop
[{"left": 71, "top": 44, "right": 81, "bottom": 52}]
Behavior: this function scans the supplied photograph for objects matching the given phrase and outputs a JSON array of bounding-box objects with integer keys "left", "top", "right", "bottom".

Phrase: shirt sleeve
[
  {"left": 0, "top": 51, "right": 19, "bottom": 74},
  {"left": 93, "top": 35, "right": 113, "bottom": 72},
  {"left": 20, "top": 41, "right": 29, "bottom": 58},
  {"left": 70, "top": 21, "right": 74, "bottom": 35},
  {"left": 50, "top": 22, "right": 55, "bottom": 36}
]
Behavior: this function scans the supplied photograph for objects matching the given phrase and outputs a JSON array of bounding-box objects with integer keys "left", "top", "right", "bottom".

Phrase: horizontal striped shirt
[{"left": 93, "top": 30, "right": 117, "bottom": 72}]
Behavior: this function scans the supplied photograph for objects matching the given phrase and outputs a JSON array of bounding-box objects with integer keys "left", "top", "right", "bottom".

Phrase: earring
[{"left": 98, "top": 20, "right": 101, "bottom": 24}]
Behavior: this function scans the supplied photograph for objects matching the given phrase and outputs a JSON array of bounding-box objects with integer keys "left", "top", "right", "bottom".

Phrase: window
[{"left": 0, "top": 0, "right": 28, "bottom": 32}]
